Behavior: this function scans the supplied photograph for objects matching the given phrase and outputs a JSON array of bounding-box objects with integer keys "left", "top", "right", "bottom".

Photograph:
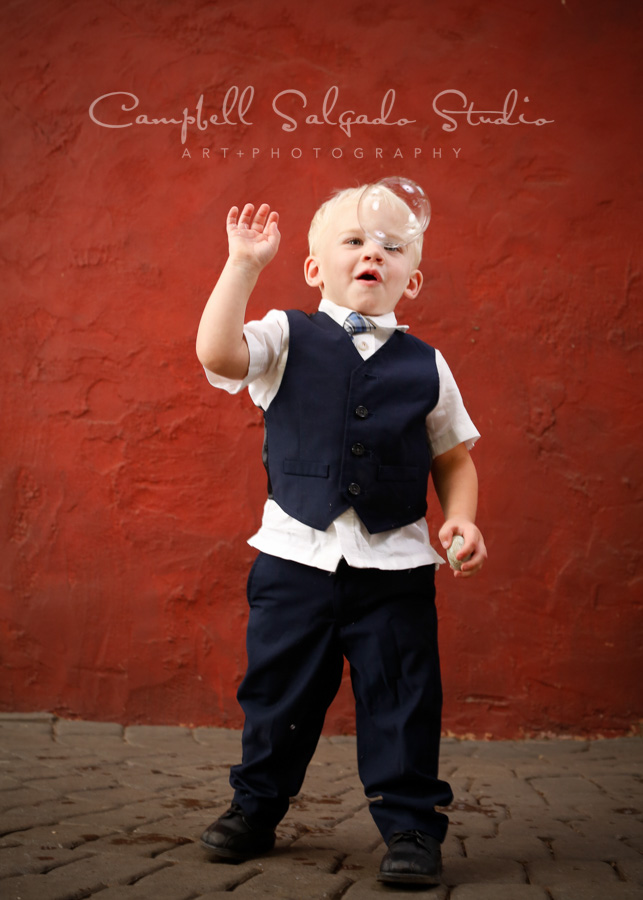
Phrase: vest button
[
  {"left": 354, "top": 405, "right": 369, "bottom": 419},
  {"left": 351, "top": 442, "right": 366, "bottom": 457},
  {"left": 348, "top": 482, "right": 362, "bottom": 496}
]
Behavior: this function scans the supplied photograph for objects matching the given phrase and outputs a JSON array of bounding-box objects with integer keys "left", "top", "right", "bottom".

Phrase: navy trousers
[{"left": 230, "top": 552, "right": 453, "bottom": 843}]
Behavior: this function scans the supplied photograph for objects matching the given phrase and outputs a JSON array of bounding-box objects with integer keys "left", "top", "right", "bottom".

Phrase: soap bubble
[{"left": 357, "top": 177, "right": 431, "bottom": 250}]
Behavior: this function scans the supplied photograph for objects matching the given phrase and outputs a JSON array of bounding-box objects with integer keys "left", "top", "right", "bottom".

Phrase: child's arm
[
  {"left": 431, "top": 442, "right": 487, "bottom": 578},
  {"left": 196, "top": 203, "right": 280, "bottom": 379}
]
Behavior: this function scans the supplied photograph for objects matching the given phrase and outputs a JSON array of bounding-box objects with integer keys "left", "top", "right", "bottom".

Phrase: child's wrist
[{"left": 225, "top": 256, "right": 263, "bottom": 282}]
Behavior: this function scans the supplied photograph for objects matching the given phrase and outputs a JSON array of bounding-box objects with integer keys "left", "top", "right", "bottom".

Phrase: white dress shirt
[{"left": 205, "top": 299, "right": 480, "bottom": 572}]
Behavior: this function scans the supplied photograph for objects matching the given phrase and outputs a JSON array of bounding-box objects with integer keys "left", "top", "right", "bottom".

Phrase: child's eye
[
  {"left": 346, "top": 237, "right": 363, "bottom": 245},
  {"left": 383, "top": 244, "right": 402, "bottom": 253}
]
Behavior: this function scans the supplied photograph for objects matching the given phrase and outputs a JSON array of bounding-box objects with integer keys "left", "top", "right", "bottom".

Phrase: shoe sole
[
  {"left": 377, "top": 870, "right": 442, "bottom": 886},
  {"left": 200, "top": 837, "right": 275, "bottom": 862}
]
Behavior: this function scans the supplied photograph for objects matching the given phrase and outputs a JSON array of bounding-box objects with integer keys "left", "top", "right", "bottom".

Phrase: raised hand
[{"left": 227, "top": 203, "right": 280, "bottom": 271}]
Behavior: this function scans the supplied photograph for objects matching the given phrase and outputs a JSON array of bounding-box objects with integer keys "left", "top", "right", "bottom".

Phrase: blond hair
[{"left": 308, "top": 185, "right": 423, "bottom": 268}]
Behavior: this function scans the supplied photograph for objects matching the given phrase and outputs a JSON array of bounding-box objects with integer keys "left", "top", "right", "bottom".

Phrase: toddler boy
[{"left": 195, "top": 186, "right": 486, "bottom": 885}]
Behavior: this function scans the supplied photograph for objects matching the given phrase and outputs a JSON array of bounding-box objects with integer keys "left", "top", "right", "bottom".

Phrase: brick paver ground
[{"left": 0, "top": 714, "right": 641, "bottom": 899}]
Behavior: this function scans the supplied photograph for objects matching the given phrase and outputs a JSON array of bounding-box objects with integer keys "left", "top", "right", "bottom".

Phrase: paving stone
[
  {"left": 0, "top": 775, "right": 21, "bottom": 790},
  {"left": 54, "top": 719, "right": 125, "bottom": 738},
  {"left": 119, "top": 858, "right": 265, "bottom": 893},
  {"left": 584, "top": 737, "right": 642, "bottom": 759},
  {"left": 150, "top": 837, "right": 209, "bottom": 864},
  {"left": 128, "top": 773, "right": 224, "bottom": 795},
  {"left": 442, "top": 857, "right": 528, "bottom": 885},
  {"left": 0, "top": 855, "right": 171, "bottom": 900},
  {"left": 549, "top": 831, "right": 641, "bottom": 861},
  {"left": 549, "top": 886, "right": 643, "bottom": 900},
  {"left": 65, "top": 786, "right": 156, "bottom": 807},
  {"left": 134, "top": 812, "right": 221, "bottom": 843},
  {"left": 264, "top": 847, "right": 344, "bottom": 873},
  {"left": 533, "top": 741, "right": 593, "bottom": 758},
  {"left": 158, "top": 785, "right": 228, "bottom": 814},
  {"left": 0, "top": 786, "right": 61, "bottom": 811},
  {"left": 95, "top": 884, "right": 205, "bottom": 900},
  {"left": 11, "top": 745, "right": 98, "bottom": 763},
  {"left": 0, "top": 722, "right": 640, "bottom": 899},
  {"left": 20, "top": 771, "right": 123, "bottom": 794},
  {"left": 0, "top": 728, "right": 55, "bottom": 752},
  {"left": 585, "top": 774, "right": 643, "bottom": 800},
  {"left": 0, "top": 718, "right": 54, "bottom": 738},
  {"left": 162, "top": 764, "right": 230, "bottom": 785},
  {"left": 288, "top": 790, "right": 369, "bottom": 834},
  {"left": 452, "top": 743, "right": 532, "bottom": 761},
  {"left": 472, "top": 781, "right": 548, "bottom": 808},
  {"left": 0, "top": 844, "right": 93, "bottom": 879},
  {"left": 496, "top": 817, "right": 570, "bottom": 841},
  {"left": 343, "top": 877, "right": 449, "bottom": 897},
  {"left": 217, "top": 864, "right": 353, "bottom": 898},
  {"left": 0, "top": 823, "right": 118, "bottom": 848},
  {"left": 125, "top": 725, "right": 198, "bottom": 747},
  {"left": 16, "top": 793, "right": 137, "bottom": 826},
  {"left": 451, "top": 761, "right": 516, "bottom": 780},
  {"left": 517, "top": 760, "right": 641, "bottom": 779},
  {"left": 0, "top": 808, "right": 65, "bottom": 836},
  {"left": 447, "top": 801, "right": 504, "bottom": 837},
  {"left": 58, "top": 799, "right": 182, "bottom": 830},
  {"left": 82, "top": 829, "right": 194, "bottom": 859},
  {"left": 291, "top": 807, "right": 383, "bottom": 854},
  {"left": 337, "top": 849, "right": 381, "bottom": 878},
  {"left": 451, "top": 886, "right": 549, "bottom": 900},
  {"left": 526, "top": 859, "right": 620, "bottom": 886},
  {"left": 53, "top": 723, "right": 129, "bottom": 751},
  {"left": 0, "top": 713, "right": 55, "bottom": 724},
  {"left": 442, "top": 829, "right": 466, "bottom": 858},
  {"left": 567, "top": 813, "right": 643, "bottom": 847},
  {"left": 160, "top": 860, "right": 358, "bottom": 900},
  {"left": 464, "top": 833, "right": 551, "bottom": 860},
  {"left": 529, "top": 775, "right": 605, "bottom": 806},
  {"left": 615, "top": 857, "right": 643, "bottom": 884}
]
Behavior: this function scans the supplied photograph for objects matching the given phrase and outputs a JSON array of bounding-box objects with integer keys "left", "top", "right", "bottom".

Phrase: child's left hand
[{"left": 439, "top": 519, "right": 487, "bottom": 578}]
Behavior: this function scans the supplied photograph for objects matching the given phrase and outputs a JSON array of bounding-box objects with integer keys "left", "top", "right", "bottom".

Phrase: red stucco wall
[{"left": 1, "top": 0, "right": 641, "bottom": 738}]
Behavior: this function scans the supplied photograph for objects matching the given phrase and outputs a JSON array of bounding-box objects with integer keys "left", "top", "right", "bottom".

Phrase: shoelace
[
  {"left": 389, "top": 830, "right": 433, "bottom": 849},
  {"left": 224, "top": 803, "right": 243, "bottom": 817}
]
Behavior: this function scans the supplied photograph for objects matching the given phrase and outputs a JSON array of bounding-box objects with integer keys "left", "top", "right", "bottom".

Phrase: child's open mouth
[{"left": 357, "top": 271, "right": 380, "bottom": 282}]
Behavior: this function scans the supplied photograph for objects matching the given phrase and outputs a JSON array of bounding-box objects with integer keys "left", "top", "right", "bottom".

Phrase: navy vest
[{"left": 262, "top": 310, "right": 440, "bottom": 534}]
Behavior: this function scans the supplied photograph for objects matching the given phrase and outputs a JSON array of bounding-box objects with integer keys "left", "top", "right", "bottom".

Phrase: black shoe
[
  {"left": 200, "top": 802, "right": 276, "bottom": 861},
  {"left": 378, "top": 830, "right": 442, "bottom": 885}
]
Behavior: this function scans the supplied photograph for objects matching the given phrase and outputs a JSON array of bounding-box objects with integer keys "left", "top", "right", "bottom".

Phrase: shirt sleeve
[
  {"left": 203, "top": 309, "right": 290, "bottom": 410},
  {"left": 426, "top": 350, "right": 480, "bottom": 457}
]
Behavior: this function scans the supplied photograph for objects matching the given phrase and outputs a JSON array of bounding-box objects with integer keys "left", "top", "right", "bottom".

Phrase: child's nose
[{"left": 362, "top": 240, "right": 384, "bottom": 260}]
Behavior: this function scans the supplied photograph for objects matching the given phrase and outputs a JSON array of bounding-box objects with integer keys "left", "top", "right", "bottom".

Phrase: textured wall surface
[{"left": 1, "top": 0, "right": 641, "bottom": 737}]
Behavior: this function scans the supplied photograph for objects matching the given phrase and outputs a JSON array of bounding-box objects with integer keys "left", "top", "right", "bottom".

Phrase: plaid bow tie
[{"left": 344, "top": 311, "right": 376, "bottom": 335}]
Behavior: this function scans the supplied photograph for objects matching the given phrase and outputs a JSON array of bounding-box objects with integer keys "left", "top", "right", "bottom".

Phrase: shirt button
[
  {"left": 351, "top": 442, "right": 366, "bottom": 457},
  {"left": 354, "top": 405, "right": 369, "bottom": 419},
  {"left": 358, "top": 339, "right": 369, "bottom": 351},
  {"left": 348, "top": 482, "right": 362, "bottom": 496}
]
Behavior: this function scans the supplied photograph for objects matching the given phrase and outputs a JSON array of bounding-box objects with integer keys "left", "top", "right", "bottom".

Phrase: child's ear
[
  {"left": 304, "top": 255, "right": 323, "bottom": 287},
  {"left": 403, "top": 269, "right": 423, "bottom": 300}
]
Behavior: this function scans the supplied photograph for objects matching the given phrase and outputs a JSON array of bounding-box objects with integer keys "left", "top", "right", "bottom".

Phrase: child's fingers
[
  {"left": 266, "top": 211, "right": 280, "bottom": 234},
  {"left": 456, "top": 541, "right": 487, "bottom": 577},
  {"left": 251, "top": 203, "right": 278, "bottom": 233},
  {"left": 440, "top": 525, "right": 456, "bottom": 549},
  {"left": 237, "top": 203, "right": 255, "bottom": 228},
  {"left": 252, "top": 203, "right": 270, "bottom": 225}
]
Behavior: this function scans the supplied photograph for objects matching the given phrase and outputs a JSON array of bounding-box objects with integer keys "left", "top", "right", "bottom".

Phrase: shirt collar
[{"left": 318, "top": 298, "right": 410, "bottom": 332}]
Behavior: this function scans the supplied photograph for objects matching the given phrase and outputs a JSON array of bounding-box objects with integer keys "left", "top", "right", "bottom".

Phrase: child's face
[{"left": 304, "top": 198, "right": 423, "bottom": 317}]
